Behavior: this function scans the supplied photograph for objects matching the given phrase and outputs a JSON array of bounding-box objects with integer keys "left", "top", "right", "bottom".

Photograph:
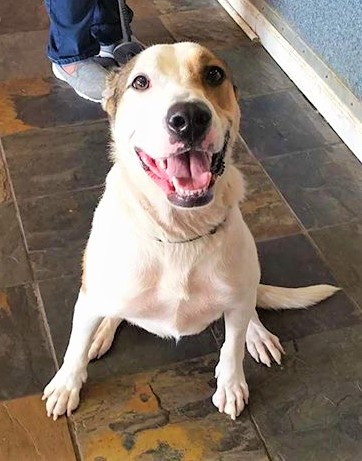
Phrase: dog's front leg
[
  {"left": 212, "top": 299, "right": 254, "bottom": 420},
  {"left": 42, "top": 290, "right": 101, "bottom": 420}
]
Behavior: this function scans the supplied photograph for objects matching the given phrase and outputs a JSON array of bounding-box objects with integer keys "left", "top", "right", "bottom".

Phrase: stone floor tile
[
  {"left": 18, "top": 188, "right": 101, "bottom": 251},
  {"left": 246, "top": 325, "right": 362, "bottom": 461},
  {"left": 0, "top": 30, "right": 50, "bottom": 81},
  {"left": 3, "top": 122, "right": 111, "bottom": 199},
  {"left": 128, "top": 0, "right": 159, "bottom": 19},
  {"left": 0, "top": 79, "right": 52, "bottom": 136},
  {"left": 132, "top": 17, "right": 175, "bottom": 45},
  {"left": 38, "top": 276, "right": 218, "bottom": 380},
  {"left": 262, "top": 144, "right": 362, "bottom": 229},
  {"left": 0, "top": 78, "right": 106, "bottom": 136},
  {"left": 0, "top": 284, "right": 55, "bottom": 400},
  {"left": 0, "top": 394, "right": 76, "bottom": 461},
  {"left": 240, "top": 162, "right": 301, "bottom": 241},
  {"left": 231, "top": 137, "right": 300, "bottom": 241},
  {"left": 232, "top": 135, "right": 258, "bottom": 166},
  {"left": 240, "top": 89, "right": 340, "bottom": 159},
  {"left": 219, "top": 46, "right": 293, "bottom": 98},
  {"left": 14, "top": 78, "right": 106, "bottom": 129},
  {"left": 161, "top": 7, "right": 250, "bottom": 50},
  {"left": 256, "top": 233, "right": 361, "bottom": 341},
  {"left": 30, "top": 239, "right": 86, "bottom": 281},
  {"left": 0, "top": 0, "right": 48, "bottom": 35},
  {"left": 0, "top": 201, "right": 31, "bottom": 288},
  {"left": 72, "top": 354, "right": 268, "bottom": 461},
  {"left": 311, "top": 221, "right": 362, "bottom": 310},
  {"left": 0, "top": 78, "right": 105, "bottom": 136},
  {"left": 153, "top": 0, "right": 219, "bottom": 15}
]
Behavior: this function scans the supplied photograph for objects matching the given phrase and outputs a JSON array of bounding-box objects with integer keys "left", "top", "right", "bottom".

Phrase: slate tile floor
[{"left": 0, "top": 0, "right": 362, "bottom": 460}]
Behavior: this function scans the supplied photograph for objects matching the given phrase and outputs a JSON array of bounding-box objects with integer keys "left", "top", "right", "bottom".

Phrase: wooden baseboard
[{"left": 218, "top": 0, "right": 362, "bottom": 161}]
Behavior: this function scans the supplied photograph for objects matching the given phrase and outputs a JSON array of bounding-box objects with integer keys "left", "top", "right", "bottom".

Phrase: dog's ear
[
  {"left": 102, "top": 60, "right": 136, "bottom": 120},
  {"left": 102, "top": 70, "right": 120, "bottom": 119}
]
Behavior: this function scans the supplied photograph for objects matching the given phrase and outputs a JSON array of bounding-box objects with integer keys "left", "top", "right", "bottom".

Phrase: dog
[{"left": 43, "top": 42, "right": 338, "bottom": 421}]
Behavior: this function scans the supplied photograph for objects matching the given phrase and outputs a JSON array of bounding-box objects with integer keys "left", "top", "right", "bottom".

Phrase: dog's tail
[{"left": 257, "top": 284, "right": 340, "bottom": 310}]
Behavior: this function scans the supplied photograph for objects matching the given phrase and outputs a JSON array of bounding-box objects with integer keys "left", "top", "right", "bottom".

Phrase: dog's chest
[{"left": 124, "top": 263, "right": 227, "bottom": 338}]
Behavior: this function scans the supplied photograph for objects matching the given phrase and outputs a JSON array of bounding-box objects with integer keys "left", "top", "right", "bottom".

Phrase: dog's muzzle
[{"left": 136, "top": 129, "right": 230, "bottom": 209}]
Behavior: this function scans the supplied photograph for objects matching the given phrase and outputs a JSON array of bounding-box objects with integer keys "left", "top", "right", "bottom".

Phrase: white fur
[{"left": 43, "top": 43, "right": 338, "bottom": 421}]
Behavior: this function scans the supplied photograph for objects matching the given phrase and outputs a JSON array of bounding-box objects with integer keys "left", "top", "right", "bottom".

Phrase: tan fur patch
[
  {"left": 185, "top": 47, "right": 240, "bottom": 132},
  {"left": 102, "top": 58, "right": 138, "bottom": 121}
]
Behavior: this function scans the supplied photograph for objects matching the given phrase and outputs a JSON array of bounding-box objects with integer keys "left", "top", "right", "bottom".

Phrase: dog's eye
[
  {"left": 132, "top": 75, "right": 150, "bottom": 90},
  {"left": 204, "top": 66, "right": 225, "bottom": 87}
]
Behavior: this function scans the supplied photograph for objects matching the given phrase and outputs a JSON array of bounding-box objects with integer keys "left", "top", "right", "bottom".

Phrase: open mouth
[{"left": 136, "top": 134, "right": 229, "bottom": 208}]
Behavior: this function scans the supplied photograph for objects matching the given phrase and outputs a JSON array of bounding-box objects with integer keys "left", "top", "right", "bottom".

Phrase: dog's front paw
[
  {"left": 42, "top": 366, "right": 87, "bottom": 420},
  {"left": 212, "top": 363, "right": 249, "bottom": 420}
]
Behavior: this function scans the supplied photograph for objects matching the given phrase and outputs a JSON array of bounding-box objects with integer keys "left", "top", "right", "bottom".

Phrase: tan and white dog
[{"left": 43, "top": 42, "right": 338, "bottom": 421}]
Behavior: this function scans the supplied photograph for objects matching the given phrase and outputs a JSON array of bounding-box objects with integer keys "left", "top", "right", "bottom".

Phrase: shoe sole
[
  {"left": 98, "top": 50, "right": 114, "bottom": 59},
  {"left": 52, "top": 64, "right": 102, "bottom": 104}
]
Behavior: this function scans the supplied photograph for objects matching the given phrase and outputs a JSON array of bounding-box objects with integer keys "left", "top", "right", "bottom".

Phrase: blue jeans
[{"left": 44, "top": 0, "right": 133, "bottom": 65}]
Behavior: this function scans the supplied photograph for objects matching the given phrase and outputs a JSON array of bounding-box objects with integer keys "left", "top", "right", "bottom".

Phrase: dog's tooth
[
  {"left": 156, "top": 159, "right": 167, "bottom": 170},
  {"left": 172, "top": 177, "right": 181, "bottom": 191}
]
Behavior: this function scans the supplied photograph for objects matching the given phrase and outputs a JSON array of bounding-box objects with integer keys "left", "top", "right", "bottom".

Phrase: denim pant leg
[
  {"left": 91, "top": 0, "right": 134, "bottom": 46},
  {"left": 45, "top": 0, "right": 100, "bottom": 65}
]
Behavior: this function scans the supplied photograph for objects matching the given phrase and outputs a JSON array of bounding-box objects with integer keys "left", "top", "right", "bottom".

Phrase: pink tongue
[{"left": 166, "top": 151, "right": 211, "bottom": 190}]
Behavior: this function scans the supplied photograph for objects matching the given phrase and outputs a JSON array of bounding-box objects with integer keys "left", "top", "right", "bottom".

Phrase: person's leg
[
  {"left": 44, "top": 0, "right": 110, "bottom": 102},
  {"left": 91, "top": 0, "right": 134, "bottom": 46},
  {"left": 44, "top": 0, "right": 100, "bottom": 65},
  {"left": 92, "top": 0, "right": 135, "bottom": 59}
]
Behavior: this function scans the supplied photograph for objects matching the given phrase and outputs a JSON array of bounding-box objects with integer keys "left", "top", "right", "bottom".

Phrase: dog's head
[{"left": 103, "top": 42, "right": 240, "bottom": 208}]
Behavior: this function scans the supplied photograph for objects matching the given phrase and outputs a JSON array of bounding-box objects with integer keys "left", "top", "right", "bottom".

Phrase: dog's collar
[{"left": 154, "top": 213, "right": 228, "bottom": 244}]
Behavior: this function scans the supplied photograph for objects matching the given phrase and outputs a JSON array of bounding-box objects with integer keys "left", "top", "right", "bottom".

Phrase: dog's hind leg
[
  {"left": 42, "top": 290, "right": 101, "bottom": 420},
  {"left": 246, "top": 310, "right": 285, "bottom": 367},
  {"left": 88, "top": 317, "right": 122, "bottom": 360}
]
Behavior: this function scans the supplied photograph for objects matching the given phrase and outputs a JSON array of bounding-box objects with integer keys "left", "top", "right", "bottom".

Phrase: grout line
[
  {"left": 305, "top": 218, "right": 362, "bottom": 234},
  {"left": 2, "top": 135, "right": 82, "bottom": 459},
  {"left": 237, "top": 85, "right": 295, "bottom": 100},
  {"left": 240, "top": 85, "right": 302, "bottom": 102},
  {"left": 304, "top": 230, "right": 362, "bottom": 314},
  {"left": 254, "top": 228, "right": 303, "bottom": 244},
  {"left": 247, "top": 144, "right": 361, "bottom": 311},
  {"left": 238, "top": 133, "right": 307, "bottom": 235},
  {"left": 0, "top": 138, "right": 59, "bottom": 368},
  {"left": 258, "top": 141, "right": 344, "bottom": 163},
  {"left": 17, "top": 183, "right": 106, "bottom": 203},
  {"left": 1, "top": 117, "right": 108, "bottom": 140},
  {"left": 246, "top": 136, "right": 362, "bottom": 312},
  {"left": 67, "top": 417, "right": 83, "bottom": 461},
  {"left": 248, "top": 408, "right": 273, "bottom": 460}
]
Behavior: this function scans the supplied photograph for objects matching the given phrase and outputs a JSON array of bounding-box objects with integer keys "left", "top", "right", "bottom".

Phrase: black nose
[{"left": 166, "top": 102, "right": 212, "bottom": 142}]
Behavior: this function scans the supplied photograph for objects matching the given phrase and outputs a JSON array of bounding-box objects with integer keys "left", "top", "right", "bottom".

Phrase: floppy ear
[
  {"left": 102, "top": 60, "right": 136, "bottom": 121},
  {"left": 102, "top": 70, "right": 120, "bottom": 119}
]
